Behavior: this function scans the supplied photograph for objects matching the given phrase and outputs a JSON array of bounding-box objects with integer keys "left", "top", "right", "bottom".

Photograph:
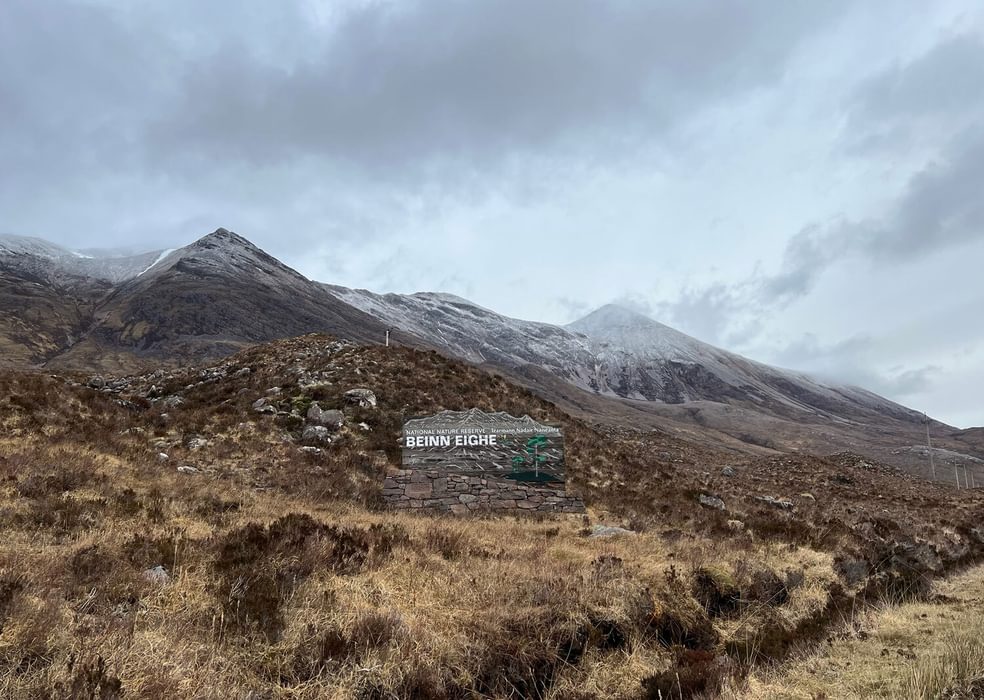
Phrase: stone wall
[{"left": 383, "top": 469, "right": 585, "bottom": 514}]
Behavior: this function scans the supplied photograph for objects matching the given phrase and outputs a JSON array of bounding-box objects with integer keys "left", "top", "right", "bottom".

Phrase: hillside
[
  {"left": 3, "top": 229, "right": 980, "bottom": 481},
  {"left": 1, "top": 333, "right": 983, "bottom": 697},
  {"left": 327, "top": 289, "right": 982, "bottom": 479},
  {"left": 1, "top": 230, "right": 412, "bottom": 372}
]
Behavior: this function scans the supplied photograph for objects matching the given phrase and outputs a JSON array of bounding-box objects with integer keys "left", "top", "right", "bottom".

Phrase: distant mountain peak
[
  {"left": 190, "top": 228, "right": 258, "bottom": 251},
  {"left": 571, "top": 303, "right": 661, "bottom": 329},
  {"left": 0, "top": 233, "right": 74, "bottom": 258}
]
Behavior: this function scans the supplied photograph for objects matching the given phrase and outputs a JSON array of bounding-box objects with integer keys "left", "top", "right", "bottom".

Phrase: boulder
[
  {"left": 755, "top": 495, "right": 794, "bottom": 510},
  {"left": 161, "top": 396, "right": 185, "bottom": 409},
  {"left": 177, "top": 465, "right": 199, "bottom": 474},
  {"left": 186, "top": 436, "right": 209, "bottom": 451},
  {"left": 721, "top": 466, "right": 736, "bottom": 477},
  {"left": 344, "top": 388, "right": 377, "bottom": 408},
  {"left": 698, "top": 493, "right": 726, "bottom": 510},
  {"left": 306, "top": 403, "right": 345, "bottom": 429},
  {"left": 589, "top": 524, "right": 635, "bottom": 538},
  {"left": 301, "top": 425, "right": 333, "bottom": 445},
  {"left": 142, "top": 565, "right": 170, "bottom": 586}
]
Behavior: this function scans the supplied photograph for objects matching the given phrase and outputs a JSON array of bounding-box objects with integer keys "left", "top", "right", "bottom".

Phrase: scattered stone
[
  {"left": 589, "top": 524, "right": 635, "bottom": 538},
  {"left": 721, "top": 466, "right": 736, "bottom": 477},
  {"left": 177, "top": 465, "right": 199, "bottom": 474},
  {"left": 799, "top": 492, "right": 816, "bottom": 502},
  {"left": 344, "top": 388, "right": 377, "bottom": 408},
  {"left": 306, "top": 403, "right": 345, "bottom": 429},
  {"left": 299, "top": 446, "right": 322, "bottom": 455},
  {"left": 142, "top": 565, "right": 170, "bottom": 586},
  {"left": 301, "top": 425, "right": 332, "bottom": 445},
  {"left": 186, "top": 436, "right": 209, "bottom": 451},
  {"left": 266, "top": 387, "right": 283, "bottom": 396},
  {"left": 357, "top": 422, "right": 371, "bottom": 431},
  {"left": 755, "top": 495, "right": 795, "bottom": 510},
  {"left": 156, "top": 452, "right": 169, "bottom": 463},
  {"left": 726, "top": 519, "right": 745, "bottom": 532},
  {"left": 232, "top": 367, "right": 252, "bottom": 378},
  {"left": 252, "top": 397, "right": 268, "bottom": 410},
  {"left": 698, "top": 493, "right": 726, "bottom": 510},
  {"left": 87, "top": 376, "right": 106, "bottom": 389},
  {"left": 161, "top": 396, "right": 185, "bottom": 409}
]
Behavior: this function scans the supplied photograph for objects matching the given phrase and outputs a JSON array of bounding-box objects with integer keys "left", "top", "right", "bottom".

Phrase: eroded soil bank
[{"left": 736, "top": 562, "right": 984, "bottom": 699}]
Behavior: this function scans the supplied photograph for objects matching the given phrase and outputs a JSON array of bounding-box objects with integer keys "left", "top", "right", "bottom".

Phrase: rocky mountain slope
[
  {"left": 1, "top": 229, "right": 408, "bottom": 371},
  {"left": 326, "top": 286, "right": 983, "bottom": 475},
  {"left": 328, "top": 288, "right": 915, "bottom": 418},
  {"left": 3, "top": 229, "right": 980, "bottom": 476},
  {"left": 0, "top": 234, "right": 165, "bottom": 286}
]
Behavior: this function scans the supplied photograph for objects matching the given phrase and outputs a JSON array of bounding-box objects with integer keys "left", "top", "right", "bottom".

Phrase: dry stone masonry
[
  {"left": 383, "top": 469, "right": 584, "bottom": 514},
  {"left": 383, "top": 408, "right": 585, "bottom": 514}
]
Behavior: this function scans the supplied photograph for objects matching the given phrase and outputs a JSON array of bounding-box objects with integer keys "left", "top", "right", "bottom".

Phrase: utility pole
[
  {"left": 385, "top": 329, "right": 391, "bottom": 347},
  {"left": 925, "top": 413, "right": 937, "bottom": 481}
]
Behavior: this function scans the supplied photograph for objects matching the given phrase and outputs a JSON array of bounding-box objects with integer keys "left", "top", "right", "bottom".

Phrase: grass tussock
[
  {"left": 0, "top": 335, "right": 982, "bottom": 697},
  {"left": 0, "top": 437, "right": 843, "bottom": 698},
  {"left": 899, "top": 613, "right": 984, "bottom": 699},
  {"left": 737, "top": 563, "right": 984, "bottom": 699}
]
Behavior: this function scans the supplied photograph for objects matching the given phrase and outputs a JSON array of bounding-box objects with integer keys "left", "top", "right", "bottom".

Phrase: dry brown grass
[
  {"left": 0, "top": 433, "right": 842, "bottom": 698},
  {"left": 0, "top": 335, "right": 982, "bottom": 698},
  {"left": 735, "top": 563, "right": 984, "bottom": 699}
]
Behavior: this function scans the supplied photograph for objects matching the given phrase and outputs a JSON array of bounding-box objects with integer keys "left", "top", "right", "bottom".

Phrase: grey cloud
[
  {"left": 649, "top": 122, "right": 984, "bottom": 352},
  {"left": 611, "top": 294, "right": 655, "bottom": 317},
  {"left": 846, "top": 33, "right": 984, "bottom": 153},
  {"left": 147, "top": 0, "right": 844, "bottom": 173},
  {"left": 654, "top": 283, "right": 755, "bottom": 346},
  {"left": 758, "top": 127, "right": 984, "bottom": 307},
  {"left": 556, "top": 297, "right": 592, "bottom": 322},
  {"left": 771, "top": 333, "right": 941, "bottom": 397}
]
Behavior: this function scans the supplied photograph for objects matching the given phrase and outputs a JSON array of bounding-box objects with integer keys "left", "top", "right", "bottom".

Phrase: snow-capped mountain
[
  {"left": 1, "top": 229, "right": 400, "bottom": 370},
  {"left": 325, "top": 286, "right": 600, "bottom": 383},
  {"left": 2, "top": 228, "right": 964, "bottom": 468},
  {"left": 325, "top": 290, "right": 921, "bottom": 425},
  {"left": 0, "top": 233, "right": 165, "bottom": 285},
  {"left": 565, "top": 304, "right": 920, "bottom": 421}
]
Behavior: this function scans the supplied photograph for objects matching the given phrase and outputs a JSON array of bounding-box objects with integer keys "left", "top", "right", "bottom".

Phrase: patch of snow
[{"left": 137, "top": 248, "right": 175, "bottom": 276}]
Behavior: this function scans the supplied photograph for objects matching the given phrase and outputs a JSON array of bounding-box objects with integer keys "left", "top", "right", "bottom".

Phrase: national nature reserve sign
[{"left": 401, "top": 408, "right": 565, "bottom": 485}]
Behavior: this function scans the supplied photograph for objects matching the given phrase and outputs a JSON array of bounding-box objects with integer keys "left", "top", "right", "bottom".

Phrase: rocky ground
[{"left": 0, "top": 333, "right": 982, "bottom": 698}]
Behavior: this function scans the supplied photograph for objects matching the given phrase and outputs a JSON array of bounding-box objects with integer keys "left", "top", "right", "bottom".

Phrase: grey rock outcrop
[
  {"left": 306, "top": 402, "right": 345, "bottom": 429},
  {"left": 344, "top": 388, "right": 377, "bottom": 408},
  {"left": 301, "top": 425, "right": 333, "bottom": 445},
  {"left": 698, "top": 493, "right": 726, "bottom": 510}
]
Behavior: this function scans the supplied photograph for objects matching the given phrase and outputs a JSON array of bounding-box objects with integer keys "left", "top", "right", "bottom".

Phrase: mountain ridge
[{"left": 2, "top": 228, "right": 980, "bottom": 481}]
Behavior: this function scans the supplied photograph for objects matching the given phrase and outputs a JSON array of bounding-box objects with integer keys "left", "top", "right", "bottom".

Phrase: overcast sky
[{"left": 2, "top": 1, "right": 983, "bottom": 427}]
